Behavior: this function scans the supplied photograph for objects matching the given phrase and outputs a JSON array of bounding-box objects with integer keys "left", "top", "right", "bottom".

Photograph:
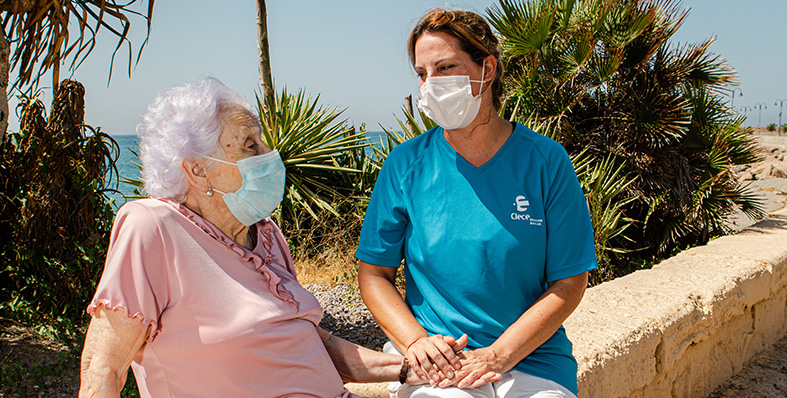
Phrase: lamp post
[
  {"left": 740, "top": 106, "right": 752, "bottom": 124},
  {"left": 754, "top": 103, "right": 767, "bottom": 128},
  {"left": 776, "top": 99, "right": 787, "bottom": 136},
  {"left": 730, "top": 88, "right": 743, "bottom": 109}
]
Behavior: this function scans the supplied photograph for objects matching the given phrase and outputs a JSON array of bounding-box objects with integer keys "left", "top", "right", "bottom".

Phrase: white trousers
[{"left": 384, "top": 342, "right": 577, "bottom": 398}]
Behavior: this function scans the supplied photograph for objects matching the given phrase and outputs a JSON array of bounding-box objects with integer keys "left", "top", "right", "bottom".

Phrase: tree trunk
[
  {"left": 256, "top": 0, "right": 274, "bottom": 116},
  {"left": 404, "top": 95, "right": 414, "bottom": 135},
  {"left": 0, "top": 30, "right": 9, "bottom": 139}
]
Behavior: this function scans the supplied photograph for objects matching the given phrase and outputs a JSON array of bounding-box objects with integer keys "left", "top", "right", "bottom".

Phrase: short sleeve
[
  {"left": 544, "top": 147, "right": 598, "bottom": 282},
  {"left": 355, "top": 153, "right": 409, "bottom": 267},
  {"left": 87, "top": 202, "right": 171, "bottom": 342}
]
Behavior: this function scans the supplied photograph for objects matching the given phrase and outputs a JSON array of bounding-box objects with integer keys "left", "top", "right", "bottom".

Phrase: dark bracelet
[{"left": 398, "top": 357, "right": 410, "bottom": 384}]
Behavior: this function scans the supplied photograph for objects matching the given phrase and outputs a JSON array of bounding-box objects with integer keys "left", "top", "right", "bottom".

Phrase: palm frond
[
  {"left": 487, "top": 0, "right": 556, "bottom": 57},
  {"left": 2, "top": 0, "right": 153, "bottom": 92}
]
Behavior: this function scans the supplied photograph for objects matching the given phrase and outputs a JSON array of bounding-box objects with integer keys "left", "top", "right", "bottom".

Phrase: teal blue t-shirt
[{"left": 356, "top": 123, "right": 597, "bottom": 394}]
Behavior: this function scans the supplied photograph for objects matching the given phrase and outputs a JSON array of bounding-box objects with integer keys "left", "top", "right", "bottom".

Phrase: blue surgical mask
[{"left": 206, "top": 150, "right": 286, "bottom": 226}]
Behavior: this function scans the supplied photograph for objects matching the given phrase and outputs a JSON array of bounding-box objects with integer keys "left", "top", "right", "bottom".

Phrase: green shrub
[
  {"left": 0, "top": 80, "right": 118, "bottom": 341},
  {"left": 488, "top": 0, "right": 764, "bottom": 271},
  {"left": 767, "top": 123, "right": 777, "bottom": 131}
]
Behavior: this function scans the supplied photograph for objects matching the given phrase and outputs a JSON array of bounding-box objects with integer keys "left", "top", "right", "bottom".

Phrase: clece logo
[
  {"left": 515, "top": 195, "right": 529, "bottom": 211},
  {"left": 511, "top": 194, "right": 543, "bottom": 226}
]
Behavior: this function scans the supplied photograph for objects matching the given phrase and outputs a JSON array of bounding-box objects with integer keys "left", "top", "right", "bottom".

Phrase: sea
[
  {"left": 106, "top": 131, "right": 389, "bottom": 210},
  {"left": 106, "top": 135, "right": 143, "bottom": 209}
]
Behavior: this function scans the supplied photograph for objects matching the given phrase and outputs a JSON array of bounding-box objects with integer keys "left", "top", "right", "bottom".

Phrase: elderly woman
[
  {"left": 356, "top": 9, "right": 597, "bottom": 398},
  {"left": 78, "top": 78, "right": 477, "bottom": 397}
]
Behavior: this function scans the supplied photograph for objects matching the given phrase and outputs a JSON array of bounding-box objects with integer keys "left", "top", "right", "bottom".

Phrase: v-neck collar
[{"left": 437, "top": 122, "right": 518, "bottom": 175}]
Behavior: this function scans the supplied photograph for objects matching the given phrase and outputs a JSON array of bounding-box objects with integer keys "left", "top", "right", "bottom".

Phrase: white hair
[{"left": 137, "top": 77, "right": 253, "bottom": 201}]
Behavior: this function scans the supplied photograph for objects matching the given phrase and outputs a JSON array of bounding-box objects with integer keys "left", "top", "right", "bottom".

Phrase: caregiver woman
[
  {"left": 356, "top": 9, "right": 597, "bottom": 398},
  {"left": 78, "top": 78, "right": 458, "bottom": 397}
]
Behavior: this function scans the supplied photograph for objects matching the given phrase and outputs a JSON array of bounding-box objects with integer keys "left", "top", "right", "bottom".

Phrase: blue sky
[{"left": 7, "top": 0, "right": 787, "bottom": 135}]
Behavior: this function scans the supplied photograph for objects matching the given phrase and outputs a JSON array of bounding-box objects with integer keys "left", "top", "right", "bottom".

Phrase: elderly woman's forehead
[{"left": 219, "top": 106, "right": 260, "bottom": 127}]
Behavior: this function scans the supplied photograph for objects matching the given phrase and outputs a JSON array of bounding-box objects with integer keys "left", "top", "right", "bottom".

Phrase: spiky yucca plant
[
  {"left": 255, "top": 88, "right": 374, "bottom": 255},
  {"left": 374, "top": 105, "right": 435, "bottom": 165}
]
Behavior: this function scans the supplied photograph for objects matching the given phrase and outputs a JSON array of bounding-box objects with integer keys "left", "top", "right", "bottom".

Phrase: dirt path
[{"left": 0, "top": 322, "right": 81, "bottom": 397}]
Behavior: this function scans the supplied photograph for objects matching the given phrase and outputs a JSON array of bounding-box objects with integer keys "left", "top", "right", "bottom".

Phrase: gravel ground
[
  {"left": 0, "top": 322, "right": 81, "bottom": 397},
  {"left": 308, "top": 283, "right": 389, "bottom": 350}
]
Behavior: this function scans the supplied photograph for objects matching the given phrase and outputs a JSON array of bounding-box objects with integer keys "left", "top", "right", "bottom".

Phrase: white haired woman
[{"left": 78, "top": 78, "right": 480, "bottom": 397}]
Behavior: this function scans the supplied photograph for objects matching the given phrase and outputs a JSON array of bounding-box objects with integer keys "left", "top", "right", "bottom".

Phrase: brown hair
[{"left": 408, "top": 8, "right": 504, "bottom": 110}]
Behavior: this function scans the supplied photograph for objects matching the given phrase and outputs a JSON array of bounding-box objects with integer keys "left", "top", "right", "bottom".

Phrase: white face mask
[
  {"left": 206, "top": 150, "right": 286, "bottom": 226},
  {"left": 417, "top": 64, "right": 486, "bottom": 130}
]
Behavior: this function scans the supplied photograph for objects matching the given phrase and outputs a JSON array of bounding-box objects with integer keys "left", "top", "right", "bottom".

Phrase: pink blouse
[{"left": 88, "top": 198, "right": 359, "bottom": 398}]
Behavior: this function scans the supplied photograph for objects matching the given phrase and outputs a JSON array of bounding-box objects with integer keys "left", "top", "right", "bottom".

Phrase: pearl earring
[{"left": 206, "top": 187, "right": 214, "bottom": 197}]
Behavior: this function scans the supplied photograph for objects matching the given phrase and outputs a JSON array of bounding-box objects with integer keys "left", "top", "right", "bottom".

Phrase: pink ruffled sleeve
[{"left": 87, "top": 201, "right": 171, "bottom": 342}]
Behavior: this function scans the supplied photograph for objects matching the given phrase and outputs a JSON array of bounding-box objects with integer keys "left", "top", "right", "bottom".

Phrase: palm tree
[
  {"left": 255, "top": 0, "right": 274, "bottom": 114},
  {"left": 252, "top": 0, "right": 373, "bottom": 254},
  {"left": 0, "top": 0, "right": 153, "bottom": 138},
  {"left": 488, "top": 0, "right": 763, "bottom": 265}
]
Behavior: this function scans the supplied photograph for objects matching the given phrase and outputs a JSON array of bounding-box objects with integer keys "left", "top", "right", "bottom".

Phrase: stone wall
[
  {"left": 568, "top": 208, "right": 787, "bottom": 397},
  {"left": 346, "top": 208, "right": 787, "bottom": 397}
]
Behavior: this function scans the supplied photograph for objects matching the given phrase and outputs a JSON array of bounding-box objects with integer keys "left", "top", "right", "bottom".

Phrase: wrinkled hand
[
  {"left": 434, "top": 347, "right": 503, "bottom": 389},
  {"left": 406, "top": 334, "right": 468, "bottom": 383}
]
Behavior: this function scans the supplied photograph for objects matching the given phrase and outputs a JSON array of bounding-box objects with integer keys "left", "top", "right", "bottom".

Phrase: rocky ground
[
  {"left": 727, "top": 142, "right": 787, "bottom": 232},
  {"left": 2, "top": 137, "right": 787, "bottom": 397}
]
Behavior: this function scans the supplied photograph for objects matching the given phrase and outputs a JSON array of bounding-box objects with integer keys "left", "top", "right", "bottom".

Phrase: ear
[
  {"left": 181, "top": 158, "right": 208, "bottom": 192},
  {"left": 482, "top": 55, "right": 497, "bottom": 83}
]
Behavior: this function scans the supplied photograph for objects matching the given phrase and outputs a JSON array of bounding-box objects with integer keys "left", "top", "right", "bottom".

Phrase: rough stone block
[
  {"left": 345, "top": 382, "right": 387, "bottom": 398},
  {"left": 753, "top": 287, "right": 787, "bottom": 346},
  {"left": 654, "top": 255, "right": 771, "bottom": 332},
  {"left": 568, "top": 271, "right": 680, "bottom": 397}
]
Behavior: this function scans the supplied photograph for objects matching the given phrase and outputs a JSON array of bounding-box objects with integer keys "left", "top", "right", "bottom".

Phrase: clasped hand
[{"left": 405, "top": 334, "right": 503, "bottom": 389}]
